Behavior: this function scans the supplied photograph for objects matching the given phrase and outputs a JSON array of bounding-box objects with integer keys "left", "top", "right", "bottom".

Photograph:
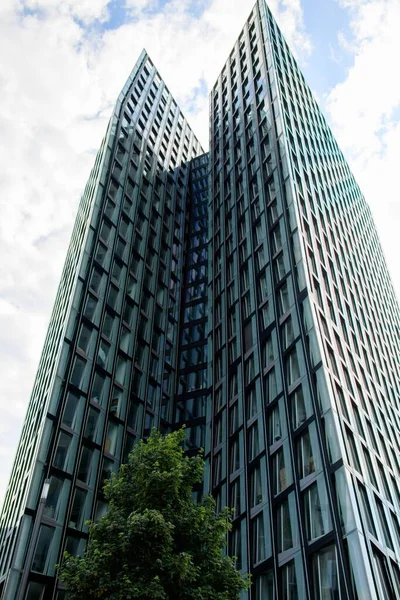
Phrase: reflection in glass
[
  {"left": 312, "top": 544, "right": 339, "bottom": 600},
  {"left": 32, "top": 526, "right": 54, "bottom": 573}
]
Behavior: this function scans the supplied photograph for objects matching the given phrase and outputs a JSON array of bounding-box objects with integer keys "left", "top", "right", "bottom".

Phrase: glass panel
[
  {"left": 83, "top": 295, "right": 98, "bottom": 321},
  {"left": 85, "top": 407, "right": 100, "bottom": 442},
  {"left": 311, "top": 544, "right": 339, "bottom": 600},
  {"left": 32, "top": 525, "right": 54, "bottom": 573},
  {"left": 273, "top": 448, "right": 289, "bottom": 495},
  {"left": 268, "top": 404, "right": 281, "bottom": 444},
  {"left": 77, "top": 447, "right": 93, "bottom": 483},
  {"left": 97, "top": 340, "right": 111, "bottom": 368},
  {"left": 289, "top": 387, "right": 306, "bottom": 429},
  {"left": 62, "top": 392, "right": 80, "bottom": 429},
  {"left": 277, "top": 498, "right": 293, "bottom": 552},
  {"left": 53, "top": 432, "right": 72, "bottom": 471},
  {"left": 255, "top": 571, "right": 274, "bottom": 600},
  {"left": 105, "top": 422, "right": 119, "bottom": 456},
  {"left": 250, "top": 465, "right": 263, "bottom": 507},
  {"left": 69, "top": 488, "right": 87, "bottom": 530},
  {"left": 26, "top": 582, "right": 45, "bottom": 600},
  {"left": 281, "top": 560, "right": 297, "bottom": 600},
  {"left": 304, "top": 482, "right": 330, "bottom": 541},
  {"left": 70, "top": 356, "right": 86, "bottom": 388},
  {"left": 252, "top": 513, "right": 266, "bottom": 563},
  {"left": 44, "top": 476, "right": 64, "bottom": 520},
  {"left": 296, "top": 429, "right": 315, "bottom": 478},
  {"left": 91, "top": 372, "right": 107, "bottom": 407}
]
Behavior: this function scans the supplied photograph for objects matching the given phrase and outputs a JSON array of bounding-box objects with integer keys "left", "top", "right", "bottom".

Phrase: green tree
[{"left": 60, "top": 428, "right": 249, "bottom": 599}]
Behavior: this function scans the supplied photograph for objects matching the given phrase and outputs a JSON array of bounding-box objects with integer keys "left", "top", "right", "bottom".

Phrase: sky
[{"left": 0, "top": 0, "right": 399, "bottom": 507}]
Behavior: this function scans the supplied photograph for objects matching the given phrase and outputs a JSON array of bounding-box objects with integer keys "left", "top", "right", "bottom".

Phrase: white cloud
[
  {"left": 326, "top": 0, "right": 400, "bottom": 300},
  {"left": 21, "top": 0, "right": 111, "bottom": 23}
]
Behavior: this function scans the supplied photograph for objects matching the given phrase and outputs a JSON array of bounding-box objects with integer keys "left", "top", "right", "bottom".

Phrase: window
[
  {"left": 95, "top": 241, "right": 107, "bottom": 266},
  {"left": 213, "top": 453, "right": 222, "bottom": 486},
  {"left": 252, "top": 513, "right": 266, "bottom": 564},
  {"left": 289, "top": 387, "right": 306, "bottom": 429},
  {"left": 97, "top": 340, "right": 111, "bottom": 369},
  {"left": 85, "top": 406, "right": 100, "bottom": 442},
  {"left": 265, "top": 367, "right": 278, "bottom": 403},
  {"left": 278, "top": 283, "right": 290, "bottom": 316},
  {"left": 255, "top": 572, "right": 274, "bottom": 600},
  {"left": 277, "top": 499, "right": 293, "bottom": 553},
  {"left": 32, "top": 526, "right": 54, "bottom": 573},
  {"left": 250, "top": 465, "right": 263, "bottom": 507},
  {"left": 296, "top": 429, "right": 315, "bottom": 478},
  {"left": 100, "top": 220, "right": 111, "bottom": 243},
  {"left": 105, "top": 422, "right": 119, "bottom": 456},
  {"left": 268, "top": 404, "right": 281, "bottom": 444},
  {"left": 62, "top": 392, "right": 80, "bottom": 430},
  {"left": 263, "top": 335, "right": 275, "bottom": 369},
  {"left": 248, "top": 421, "right": 261, "bottom": 461},
  {"left": 91, "top": 372, "right": 107, "bottom": 407},
  {"left": 244, "top": 321, "right": 253, "bottom": 353},
  {"left": 25, "top": 582, "right": 46, "bottom": 600},
  {"left": 53, "top": 432, "right": 72, "bottom": 471},
  {"left": 231, "top": 479, "right": 241, "bottom": 516},
  {"left": 230, "top": 439, "right": 240, "bottom": 473},
  {"left": 304, "top": 483, "right": 327, "bottom": 541},
  {"left": 280, "top": 561, "right": 297, "bottom": 600},
  {"left": 281, "top": 318, "right": 295, "bottom": 349},
  {"left": 83, "top": 295, "right": 98, "bottom": 321},
  {"left": 286, "top": 348, "right": 300, "bottom": 387},
  {"left": 69, "top": 488, "right": 87, "bottom": 530},
  {"left": 245, "top": 355, "right": 255, "bottom": 384},
  {"left": 44, "top": 476, "right": 64, "bottom": 520},
  {"left": 70, "top": 356, "right": 86, "bottom": 389},
  {"left": 231, "top": 525, "right": 242, "bottom": 569},
  {"left": 311, "top": 545, "right": 339, "bottom": 599},
  {"left": 246, "top": 387, "right": 258, "bottom": 421},
  {"left": 272, "top": 448, "right": 288, "bottom": 495},
  {"left": 77, "top": 447, "right": 93, "bottom": 483}
]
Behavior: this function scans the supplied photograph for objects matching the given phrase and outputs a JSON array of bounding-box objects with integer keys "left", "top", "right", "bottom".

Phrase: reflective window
[
  {"left": 77, "top": 447, "right": 93, "bottom": 483},
  {"left": 62, "top": 392, "right": 80, "bottom": 430},
  {"left": 77, "top": 324, "right": 93, "bottom": 355},
  {"left": 250, "top": 465, "right": 263, "bottom": 507},
  {"left": 91, "top": 372, "right": 107, "bottom": 407},
  {"left": 54, "top": 432, "right": 72, "bottom": 471},
  {"left": 252, "top": 513, "right": 266, "bottom": 563},
  {"left": 272, "top": 447, "right": 289, "bottom": 495},
  {"left": 289, "top": 387, "right": 306, "bottom": 429},
  {"left": 277, "top": 498, "right": 293, "bottom": 553},
  {"left": 32, "top": 525, "right": 54, "bottom": 573},
  {"left": 304, "top": 482, "right": 330, "bottom": 541},
  {"left": 296, "top": 429, "right": 315, "bottom": 479},
  {"left": 280, "top": 560, "right": 297, "bottom": 600},
  {"left": 311, "top": 545, "right": 339, "bottom": 600},
  {"left": 44, "top": 476, "right": 64, "bottom": 520},
  {"left": 70, "top": 356, "right": 86, "bottom": 389},
  {"left": 255, "top": 571, "right": 274, "bottom": 600},
  {"left": 69, "top": 488, "right": 87, "bottom": 530}
]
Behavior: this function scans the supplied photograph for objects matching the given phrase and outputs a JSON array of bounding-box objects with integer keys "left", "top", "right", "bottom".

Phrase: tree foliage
[{"left": 60, "top": 428, "right": 249, "bottom": 599}]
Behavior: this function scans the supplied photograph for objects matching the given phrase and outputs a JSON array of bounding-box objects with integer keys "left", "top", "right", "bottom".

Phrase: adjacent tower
[
  {"left": 0, "top": 51, "right": 205, "bottom": 600},
  {"left": 1, "top": 1, "right": 400, "bottom": 599},
  {"left": 207, "top": 2, "right": 400, "bottom": 599}
]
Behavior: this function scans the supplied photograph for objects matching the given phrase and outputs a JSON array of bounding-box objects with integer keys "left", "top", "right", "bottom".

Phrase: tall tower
[
  {"left": 208, "top": 1, "right": 400, "bottom": 599},
  {"left": 0, "top": 50, "right": 205, "bottom": 600},
  {"left": 2, "top": 2, "right": 400, "bottom": 599}
]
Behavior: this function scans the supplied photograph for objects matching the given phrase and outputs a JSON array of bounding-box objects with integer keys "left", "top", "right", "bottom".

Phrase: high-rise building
[{"left": 1, "top": 1, "right": 400, "bottom": 599}]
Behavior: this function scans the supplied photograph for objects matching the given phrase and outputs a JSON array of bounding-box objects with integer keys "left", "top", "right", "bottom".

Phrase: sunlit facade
[{"left": 1, "top": 1, "right": 400, "bottom": 599}]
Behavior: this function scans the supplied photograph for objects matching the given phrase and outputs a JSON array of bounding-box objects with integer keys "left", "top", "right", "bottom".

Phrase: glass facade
[{"left": 1, "top": 2, "right": 400, "bottom": 599}]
